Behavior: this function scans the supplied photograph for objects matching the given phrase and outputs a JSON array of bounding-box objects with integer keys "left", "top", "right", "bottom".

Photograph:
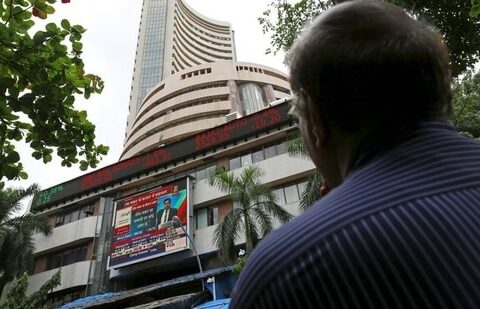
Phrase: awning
[{"left": 60, "top": 267, "right": 233, "bottom": 309}]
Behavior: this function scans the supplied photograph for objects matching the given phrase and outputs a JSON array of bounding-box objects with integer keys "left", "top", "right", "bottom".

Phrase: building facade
[{"left": 0, "top": 101, "right": 315, "bottom": 307}]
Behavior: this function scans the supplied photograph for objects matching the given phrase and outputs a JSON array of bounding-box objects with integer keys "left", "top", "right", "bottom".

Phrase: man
[
  {"left": 231, "top": 1, "right": 480, "bottom": 308},
  {"left": 157, "top": 198, "right": 177, "bottom": 227}
]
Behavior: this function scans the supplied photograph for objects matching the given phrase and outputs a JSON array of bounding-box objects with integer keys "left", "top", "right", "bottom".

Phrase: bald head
[{"left": 289, "top": 0, "right": 452, "bottom": 136}]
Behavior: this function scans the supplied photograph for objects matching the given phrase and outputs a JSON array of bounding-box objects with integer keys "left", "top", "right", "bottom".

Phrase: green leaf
[
  {"left": 0, "top": 77, "right": 15, "bottom": 88},
  {"left": 6, "top": 150, "right": 20, "bottom": 163},
  {"left": 72, "top": 24, "right": 86, "bottom": 34},
  {"left": 4, "top": 165, "right": 18, "bottom": 180},
  {"left": 44, "top": 5, "right": 55, "bottom": 14},
  {"left": 32, "top": 151, "right": 42, "bottom": 160},
  {"left": 72, "top": 41, "right": 82, "bottom": 52},
  {"left": 42, "top": 153, "right": 52, "bottom": 163},
  {"left": 18, "top": 171, "right": 28, "bottom": 179},
  {"left": 61, "top": 19, "right": 71, "bottom": 30},
  {"left": 470, "top": 4, "right": 480, "bottom": 17},
  {"left": 45, "top": 23, "right": 58, "bottom": 33}
]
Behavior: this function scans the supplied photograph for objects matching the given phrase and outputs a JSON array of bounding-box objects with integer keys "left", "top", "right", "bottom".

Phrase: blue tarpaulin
[{"left": 194, "top": 298, "right": 231, "bottom": 309}]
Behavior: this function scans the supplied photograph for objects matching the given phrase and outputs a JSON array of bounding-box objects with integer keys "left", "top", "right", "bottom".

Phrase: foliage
[
  {"left": 259, "top": 0, "right": 480, "bottom": 77},
  {"left": 452, "top": 70, "right": 480, "bottom": 139},
  {"left": 471, "top": 0, "right": 480, "bottom": 17},
  {"left": 209, "top": 166, "right": 292, "bottom": 262},
  {"left": 0, "top": 0, "right": 108, "bottom": 187},
  {"left": 1, "top": 270, "right": 61, "bottom": 309},
  {"left": 232, "top": 254, "right": 248, "bottom": 276},
  {"left": 0, "top": 184, "right": 51, "bottom": 293}
]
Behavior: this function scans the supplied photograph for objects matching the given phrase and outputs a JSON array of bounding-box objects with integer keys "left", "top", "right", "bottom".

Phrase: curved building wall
[
  {"left": 121, "top": 61, "right": 291, "bottom": 159},
  {"left": 125, "top": 0, "right": 235, "bottom": 141}
]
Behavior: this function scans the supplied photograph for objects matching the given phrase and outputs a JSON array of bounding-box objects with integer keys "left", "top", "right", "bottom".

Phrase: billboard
[{"left": 108, "top": 178, "right": 192, "bottom": 269}]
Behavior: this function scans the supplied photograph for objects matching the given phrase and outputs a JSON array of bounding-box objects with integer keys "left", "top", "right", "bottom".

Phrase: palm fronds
[{"left": 209, "top": 165, "right": 293, "bottom": 263}]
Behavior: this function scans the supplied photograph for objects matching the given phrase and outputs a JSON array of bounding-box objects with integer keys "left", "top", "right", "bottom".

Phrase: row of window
[
  {"left": 176, "top": 3, "right": 232, "bottom": 40},
  {"left": 138, "top": 139, "right": 289, "bottom": 193},
  {"left": 236, "top": 66, "right": 289, "bottom": 83},
  {"left": 192, "top": 179, "right": 308, "bottom": 230},
  {"left": 45, "top": 243, "right": 89, "bottom": 271},
  {"left": 229, "top": 141, "right": 288, "bottom": 170},
  {"left": 54, "top": 204, "right": 94, "bottom": 227},
  {"left": 172, "top": 38, "right": 202, "bottom": 67},
  {"left": 181, "top": 67, "right": 212, "bottom": 80},
  {"left": 174, "top": 18, "right": 233, "bottom": 57},
  {"left": 140, "top": 163, "right": 217, "bottom": 193}
]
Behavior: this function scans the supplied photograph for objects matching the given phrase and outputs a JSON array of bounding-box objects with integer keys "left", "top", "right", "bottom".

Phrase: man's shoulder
[{"left": 231, "top": 123, "right": 480, "bottom": 308}]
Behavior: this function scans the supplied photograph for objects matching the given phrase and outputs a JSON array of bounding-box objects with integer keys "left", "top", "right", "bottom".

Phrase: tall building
[
  {"left": 125, "top": 0, "right": 236, "bottom": 140},
  {"left": 0, "top": 1, "right": 315, "bottom": 307}
]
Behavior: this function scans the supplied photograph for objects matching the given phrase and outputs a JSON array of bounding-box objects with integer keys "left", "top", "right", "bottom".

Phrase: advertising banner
[{"left": 108, "top": 178, "right": 191, "bottom": 269}]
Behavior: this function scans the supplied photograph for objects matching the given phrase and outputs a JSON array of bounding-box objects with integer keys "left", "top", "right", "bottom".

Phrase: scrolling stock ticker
[{"left": 31, "top": 103, "right": 290, "bottom": 210}]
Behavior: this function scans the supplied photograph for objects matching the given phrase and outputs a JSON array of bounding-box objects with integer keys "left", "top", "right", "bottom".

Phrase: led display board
[
  {"left": 107, "top": 178, "right": 192, "bottom": 269},
  {"left": 31, "top": 102, "right": 291, "bottom": 210}
]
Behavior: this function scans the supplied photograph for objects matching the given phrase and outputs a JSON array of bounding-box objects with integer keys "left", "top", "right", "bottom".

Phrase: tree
[
  {"left": 0, "top": 0, "right": 109, "bottom": 187},
  {"left": 1, "top": 270, "right": 61, "bottom": 309},
  {"left": 0, "top": 184, "right": 52, "bottom": 294},
  {"left": 209, "top": 166, "right": 293, "bottom": 262},
  {"left": 452, "top": 70, "right": 480, "bottom": 139},
  {"left": 259, "top": 0, "right": 480, "bottom": 77},
  {"left": 472, "top": 0, "right": 480, "bottom": 17}
]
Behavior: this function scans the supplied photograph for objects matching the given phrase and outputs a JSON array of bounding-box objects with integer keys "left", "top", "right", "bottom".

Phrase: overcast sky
[{"left": 7, "top": 0, "right": 288, "bottom": 208}]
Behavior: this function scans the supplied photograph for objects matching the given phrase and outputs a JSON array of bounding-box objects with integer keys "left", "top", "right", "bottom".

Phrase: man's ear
[{"left": 305, "top": 94, "right": 326, "bottom": 148}]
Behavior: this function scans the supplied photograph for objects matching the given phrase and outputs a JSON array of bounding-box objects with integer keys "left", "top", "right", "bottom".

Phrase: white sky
[{"left": 7, "top": 0, "right": 288, "bottom": 208}]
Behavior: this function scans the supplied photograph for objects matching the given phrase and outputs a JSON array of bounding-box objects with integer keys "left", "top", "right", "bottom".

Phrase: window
[
  {"left": 229, "top": 157, "right": 241, "bottom": 170},
  {"left": 297, "top": 181, "right": 308, "bottom": 197},
  {"left": 252, "top": 149, "right": 264, "bottom": 163},
  {"left": 45, "top": 243, "right": 89, "bottom": 271},
  {"left": 273, "top": 188, "right": 286, "bottom": 206},
  {"left": 264, "top": 145, "right": 277, "bottom": 159},
  {"left": 284, "top": 184, "right": 300, "bottom": 204},
  {"left": 204, "top": 165, "right": 216, "bottom": 179},
  {"left": 272, "top": 179, "right": 309, "bottom": 206},
  {"left": 196, "top": 168, "right": 206, "bottom": 181},
  {"left": 63, "top": 212, "right": 73, "bottom": 225},
  {"left": 276, "top": 142, "right": 287, "bottom": 155},
  {"left": 240, "top": 83, "right": 266, "bottom": 115},
  {"left": 194, "top": 205, "right": 219, "bottom": 230},
  {"left": 241, "top": 153, "right": 252, "bottom": 167}
]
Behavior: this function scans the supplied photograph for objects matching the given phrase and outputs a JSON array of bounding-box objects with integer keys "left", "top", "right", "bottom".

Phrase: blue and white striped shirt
[{"left": 231, "top": 121, "right": 480, "bottom": 308}]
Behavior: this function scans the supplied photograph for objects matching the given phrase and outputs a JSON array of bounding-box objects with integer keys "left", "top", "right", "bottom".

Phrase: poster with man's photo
[{"left": 108, "top": 178, "right": 191, "bottom": 269}]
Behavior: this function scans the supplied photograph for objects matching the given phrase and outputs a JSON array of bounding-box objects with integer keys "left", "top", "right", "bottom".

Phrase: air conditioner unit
[{"left": 225, "top": 112, "right": 240, "bottom": 122}]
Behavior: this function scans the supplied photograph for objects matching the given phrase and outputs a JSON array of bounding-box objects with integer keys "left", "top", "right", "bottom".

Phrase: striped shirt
[{"left": 230, "top": 121, "right": 480, "bottom": 308}]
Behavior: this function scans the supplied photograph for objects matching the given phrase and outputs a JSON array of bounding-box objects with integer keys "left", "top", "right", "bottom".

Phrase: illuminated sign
[
  {"left": 31, "top": 102, "right": 292, "bottom": 210},
  {"left": 108, "top": 178, "right": 192, "bottom": 269}
]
